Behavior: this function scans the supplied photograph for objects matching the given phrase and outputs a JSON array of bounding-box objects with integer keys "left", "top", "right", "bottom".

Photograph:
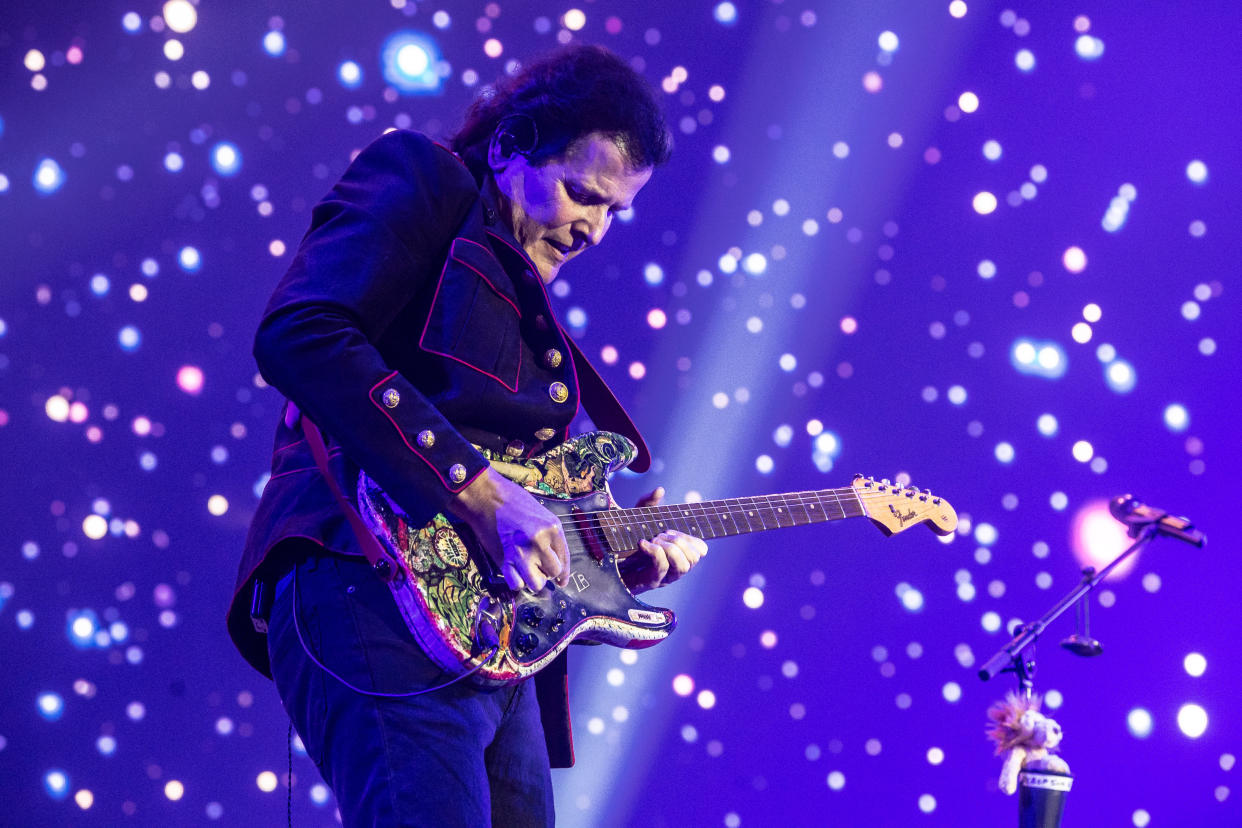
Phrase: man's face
[{"left": 489, "top": 131, "right": 653, "bottom": 284}]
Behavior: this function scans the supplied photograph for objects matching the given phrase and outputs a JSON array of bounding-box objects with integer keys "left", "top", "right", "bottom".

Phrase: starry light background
[{"left": 1, "top": 0, "right": 1239, "bottom": 825}]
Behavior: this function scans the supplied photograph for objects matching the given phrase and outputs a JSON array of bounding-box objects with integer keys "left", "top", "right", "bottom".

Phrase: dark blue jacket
[{"left": 227, "top": 130, "right": 639, "bottom": 766}]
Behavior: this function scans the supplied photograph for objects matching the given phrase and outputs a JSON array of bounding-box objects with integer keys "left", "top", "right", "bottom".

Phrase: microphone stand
[
  {"left": 978, "top": 495, "right": 1206, "bottom": 689},
  {"left": 977, "top": 495, "right": 1205, "bottom": 828}
]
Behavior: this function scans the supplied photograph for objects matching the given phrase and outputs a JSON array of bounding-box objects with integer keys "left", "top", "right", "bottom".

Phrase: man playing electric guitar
[{"left": 227, "top": 45, "right": 706, "bottom": 827}]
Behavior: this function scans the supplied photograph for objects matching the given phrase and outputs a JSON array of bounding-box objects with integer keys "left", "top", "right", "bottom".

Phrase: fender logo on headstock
[{"left": 889, "top": 505, "right": 920, "bottom": 526}]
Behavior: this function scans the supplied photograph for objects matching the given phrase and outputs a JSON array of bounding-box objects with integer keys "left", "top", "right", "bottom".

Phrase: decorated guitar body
[
  {"left": 358, "top": 430, "right": 957, "bottom": 687},
  {"left": 358, "top": 431, "right": 673, "bottom": 687}
]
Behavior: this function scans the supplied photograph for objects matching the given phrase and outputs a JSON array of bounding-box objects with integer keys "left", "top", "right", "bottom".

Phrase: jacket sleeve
[{"left": 253, "top": 130, "right": 490, "bottom": 517}]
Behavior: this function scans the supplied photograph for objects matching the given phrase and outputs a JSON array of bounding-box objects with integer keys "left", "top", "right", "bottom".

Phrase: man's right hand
[{"left": 450, "top": 467, "right": 569, "bottom": 593}]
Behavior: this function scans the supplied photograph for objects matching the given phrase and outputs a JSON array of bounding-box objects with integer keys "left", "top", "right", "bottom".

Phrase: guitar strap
[{"left": 563, "top": 334, "right": 651, "bottom": 472}]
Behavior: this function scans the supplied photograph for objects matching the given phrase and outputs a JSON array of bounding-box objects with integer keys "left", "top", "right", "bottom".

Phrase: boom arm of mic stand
[{"left": 978, "top": 524, "right": 1159, "bottom": 686}]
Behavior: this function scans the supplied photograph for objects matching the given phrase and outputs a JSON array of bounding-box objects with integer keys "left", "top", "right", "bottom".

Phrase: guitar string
[{"left": 551, "top": 488, "right": 943, "bottom": 533}]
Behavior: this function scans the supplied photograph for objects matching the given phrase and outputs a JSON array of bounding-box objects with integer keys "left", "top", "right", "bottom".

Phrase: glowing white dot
[
  {"left": 1133, "top": 809, "right": 1151, "bottom": 828},
  {"left": 164, "top": 39, "right": 185, "bottom": 61},
  {"left": 949, "top": 1, "right": 967, "bottom": 18},
  {"left": 827, "top": 771, "right": 845, "bottom": 790},
  {"left": 165, "top": 780, "right": 185, "bottom": 801},
  {"left": 1062, "top": 246, "right": 1087, "bottom": 273},
  {"left": 1163, "top": 403, "right": 1189, "bottom": 432},
  {"left": 712, "top": 145, "right": 730, "bottom": 164},
  {"left": 1037, "top": 414, "right": 1058, "bottom": 436},
  {"left": 926, "top": 747, "right": 944, "bottom": 765},
  {"left": 697, "top": 689, "right": 717, "bottom": 709},
  {"left": 207, "top": 495, "right": 229, "bottom": 516},
  {"left": 1071, "top": 322, "right": 1092, "bottom": 344},
  {"left": 563, "top": 9, "right": 586, "bottom": 31},
  {"left": 672, "top": 674, "right": 694, "bottom": 696},
  {"left": 981, "top": 611, "right": 1001, "bottom": 632},
  {"left": 742, "top": 587, "right": 764, "bottom": 609},
  {"left": 972, "top": 192, "right": 997, "bottom": 214},
  {"left": 832, "top": 141, "right": 849, "bottom": 159},
  {"left": 1127, "top": 707, "right": 1154, "bottom": 738},
  {"left": 1015, "top": 49, "right": 1036, "bottom": 71},
  {"left": 878, "top": 31, "right": 899, "bottom": 52},
  {"left": 942, "top": 682, "right": 962, "bottom": 702},
  {"left": 83, "top": 514, "right": 108, "bottom": 540},
  {"left": 162, "top": 1, "right": 198, "bottom": 34},
  {"left": 755, "top": 454, "right": 774, "bottom": 474},
  {"left": 1071, "top": 440, "right": 1094, "bottom": 462},
  {"left": 1177, "top": 703, "right": 1208, "bottom": 738},
  {"left": 947, "top": 385, "right": 967, "bottom": 405},
  {"left": 994, "top": 442, "right": 1014, "bottom": 463},
  {"left": 263, "top": 31, "right": 286, "bottom": 56},
  {"left": 256, "top": 771, "right": 278, "bottom": 792},
  {"left": 977, "top": 259, "right": 996, "bottom": 278},
  {"left": 918, "top": 794, "right": 937, "bottom": 813},
  {"left": 1184, "top": 652, "right": 1206, "bottom": 677},
  {"left": 1186, "top": 160, "right": 1208, "bottom": 184},
  {"left": 957, "top": 91, "right": 979, "bottom": 113}
]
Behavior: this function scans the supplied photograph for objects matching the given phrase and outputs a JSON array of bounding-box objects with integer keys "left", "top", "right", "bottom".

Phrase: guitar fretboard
[{"left": 588, "top": 488, "right": 867, "bottom": 551}]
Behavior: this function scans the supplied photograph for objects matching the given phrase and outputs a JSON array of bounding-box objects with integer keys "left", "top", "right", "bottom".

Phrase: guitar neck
[{"left": 591, "top": 488, "right": 867, "bottom": 551}]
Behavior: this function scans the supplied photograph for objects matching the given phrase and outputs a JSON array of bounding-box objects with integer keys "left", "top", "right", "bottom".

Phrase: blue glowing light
[
  {"left": 210, "top": 142, "right": 241, "bottom": 176},
  {"left": 179, "top": 246, "right": 202, "bottom": 272},
  {"left": 163, "top": 152, "right": 184, "bottom": 173},
  {"left": 66, "top": 609, "right": 100, "bottom": 649},
  {"left": 0, "top": 115, "right": 5, "bottom": 138},
  {"left": 1015, "top": 49, "right": 1036, "bottom": 72},
  {"left": 1163, "top": 403, "right": 1188, "bottom": 431},
  {"left": 1127, "top": 708, "right": 1154, "bottom": 738},
  {"left": 263, "top": 30, "right": 286, "bottom": 57},
  {"left": 338, "top": 60, "right": 363, "bottom": 88},
  {"left": 44, "top": 769, "right": 70, "bottom": 800},
  {"left": 1010, "top": 338, "right": 1068, "bottom": 380},
  {"left": 1104, "top": 359, "right": 1136, "bottom": 393},
  {"left": 37, "top": 692, "right": 65, "bottom": 721},
  {"left": 122, "top": 12, "right": 142, "bottom": 33},
  {"left": 714, "top": 2, "right": 738, "bottom": 25},
  {"left": 90, "top": 274, "right": 110, "bottom": 296},
  {"left": 1036, "top": 413, "right": 1059, "bottom": 437},
  {"left": 97, "top": 735, "right": 118, "bottom": 756},
  {"left": 643, "top": 263, "right": 664, "bottom": 285},
  {"left": 566, "top": 307, "right": 587, "bottom": 329},
  {"left": 381, "top": 31, "right": 443, "bottom": 94},
  {"left": 1075, "top": 35, "right": 1105, "bottom": 60},
  {"left": 33, "top": 158, "right": 66, "bottom": 194},
  {"left": 1185, "top": 160, "right": 1208, "bottom": 184},
  {"left": 141, "top": 257, "right": 160, "bottom": 277},
  {"left": 17, "top": 609, "right": 34, "bottom": 629},
  {"left": 118, "top": 325, "right": 141, "bottom": 351}
]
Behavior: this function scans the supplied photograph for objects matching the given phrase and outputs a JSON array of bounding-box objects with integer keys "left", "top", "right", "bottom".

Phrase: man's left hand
[{"left": 619, "top": 486, "right": 708, "bottom": 593}]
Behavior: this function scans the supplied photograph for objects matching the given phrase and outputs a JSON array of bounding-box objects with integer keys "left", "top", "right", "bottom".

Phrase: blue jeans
[{"left": 266, "top": 546, "right": 555, "bottom": 827}]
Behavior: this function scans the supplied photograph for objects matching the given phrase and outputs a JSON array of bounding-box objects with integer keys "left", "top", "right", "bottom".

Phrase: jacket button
[
  {"left": 534, "top": 428, "right": 557, "bottom": 441},
  {"left": 417, "top": 430, "right": 435, "bottom": 448},
  {"left": 543, "top": 348, "right": 563, "bottom": 369},
  {"left": 505, "top": 440, "right": 525, "bottom": 457},
  {"left": 548, "top": 382, "right": 569, "bottom": 404},
  {"left": 449, "top": 463, "right": 467, "bottom": 484},
  {"left": 382, "top": 388, "right": 400, "bottom": 408}
]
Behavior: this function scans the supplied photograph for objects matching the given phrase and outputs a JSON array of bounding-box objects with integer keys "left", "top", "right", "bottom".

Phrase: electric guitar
[{"left": 358, "top": 430, "right": 957, "bottom": 686}]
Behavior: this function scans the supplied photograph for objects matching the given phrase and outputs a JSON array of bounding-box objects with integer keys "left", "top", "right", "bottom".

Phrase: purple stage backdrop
[{"left": 2, "top": 1, "right": 1239, "bottom": 825}]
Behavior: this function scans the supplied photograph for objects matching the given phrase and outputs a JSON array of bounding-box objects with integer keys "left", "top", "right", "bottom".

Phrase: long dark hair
[{"left": 451, "top": 44, "right": 671, "bottom": 176}]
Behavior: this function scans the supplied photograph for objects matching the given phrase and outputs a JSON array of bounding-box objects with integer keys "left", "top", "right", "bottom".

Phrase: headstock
[{"left": 851, "top": 475, "right": 958, "bottom": 537}]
